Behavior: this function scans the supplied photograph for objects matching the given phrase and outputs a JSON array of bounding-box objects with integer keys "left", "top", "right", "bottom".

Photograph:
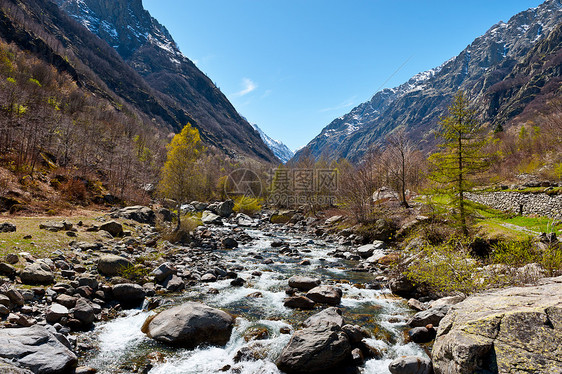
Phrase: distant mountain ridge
[
  {"left": 295, "top": 0, "right": 562, "bottom": 162},
  {"left": 251, "top": 124, "right": 294, "bottom": 164},
  {"left": 54, "top": 0, "right": 277, "bottom": 163}
]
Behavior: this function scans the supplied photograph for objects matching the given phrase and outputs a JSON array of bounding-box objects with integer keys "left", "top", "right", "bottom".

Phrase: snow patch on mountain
[{"left": 251, "top": 124, "right": 294, "bottom": 163}]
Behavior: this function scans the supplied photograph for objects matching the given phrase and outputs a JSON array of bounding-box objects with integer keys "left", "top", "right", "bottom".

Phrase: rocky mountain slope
[
  {"left": 0, "top": 0, "right": 276, "bottom": 163},
  {"left": 251, "top": 124, "right": 294, "bottom": 164},
  {"left": 54, "top": 0, "right": 277, "bottom": 163},
  {"left": 295, "top": 0, "right": 562, "bottom": 162}
]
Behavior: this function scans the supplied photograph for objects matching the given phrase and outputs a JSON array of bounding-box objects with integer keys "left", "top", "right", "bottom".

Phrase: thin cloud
[
  {"left": 319, "top": 96, "right": 357, "bottom": 113},
  {"left": 232, "top": 78, "right": 257, "bottom": 97}
]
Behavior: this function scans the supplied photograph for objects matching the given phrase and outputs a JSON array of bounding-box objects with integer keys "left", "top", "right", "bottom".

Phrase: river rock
[
  {"left": 0, "top": 262, "right": 16, "bottom": 276},
  {"left": 303, "top": 307, "right": 344, "bottom": 328},
  {"left": 202, "top": 211, "right": 222, "bottom": 225},
  {"left": 110, "top": 206, "right": 155, "bottom": 224},
  {"left": 97, "top": 255, "right": 132, "bottom": 276},
  {"left": 141, "top": 302, "right": 235, "bottom": 348},
  {"left": 432, "top": 276, "right": 562, "bottom": 374},
  {"left": 209, "top": 200, "right": 234, "bottom": 217},
  {"left": 235, "top": 213, "right": 256, "bottom": 227},
  {"left": 19, "top": 262, "right": 54, "bottom": 284},
  {"left": 72, "top": 298, "right": 95, "bottom": 325},
  {"left": 389, "top": 356, "right": 432, "bottom": 374},
  {"left": 408, "top": 326, "right": 437, "bottom": 343},
  {"left": 389, "top": 275, "right": 417, "bottom": 298},
  {"left": 306, "top": 285, "right": 342, "bottom": 306},
  {"left": 0, "top": 222, "right": 16, "bottom": 232},
  {"left": 221, "top": 237, "right": 238, "bottom": 249},
  {"left": 5, "top": 288, "right": 24, "bottom": 306},
  {"left": 356, "top": 241, "right": 385, "bottom": 258},
  {"left": 408, "top": 305, "right": 450, "bottom": 327},
  {"left": 284, "top": 296, "right": 315, "bottom": 310},
  {"left": 152, "top": 262, "right": 176, "bottom": 283},
  {"left": 164, "top": 274, "right": 185, "bottom": 291},
  {"left": 288, "top": 275, "right": 321, "bottom": 291},
  {"left": 276, "top": 309, "right": 351, "bottom": 373},
  {"left": 112, "top": 283, "right": 146, "bottom": 306},
  {"left": 99, "top": 221, "right": 123, "bottom": 237},
  {"left": 45, "top": 303, "right": 69, "bottom": 324},
  {"left": 0, "top": 325, "right": 78, "bottom": 373}
]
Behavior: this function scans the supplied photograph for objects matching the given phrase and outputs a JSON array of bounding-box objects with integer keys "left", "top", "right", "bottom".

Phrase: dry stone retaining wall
[{"left": 465, "top": 191, "right": 562, "bottom": 219}]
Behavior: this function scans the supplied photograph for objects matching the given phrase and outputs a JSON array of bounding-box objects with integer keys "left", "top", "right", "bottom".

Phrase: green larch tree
[{"left": 428, "top": 91, "right": 488, "bottom": 236}]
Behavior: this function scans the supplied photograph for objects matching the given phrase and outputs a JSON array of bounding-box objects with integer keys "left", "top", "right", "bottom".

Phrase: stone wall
[{"left": 465, "top": 191, "right": 562, "bottom": 219}]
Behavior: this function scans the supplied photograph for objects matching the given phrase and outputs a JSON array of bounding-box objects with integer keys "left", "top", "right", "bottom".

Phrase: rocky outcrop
[
  {"left": 0, "top": 325, "right": 77, "bottom": 374},
  {"left": 294, "top": 0, "right": 562, "bottom": 162},
  {"left": 141, "top": 302, "right": 235, "bottom": 348},
  {"left": 432, "top": 276, "right": 562, "bottom": 374}
]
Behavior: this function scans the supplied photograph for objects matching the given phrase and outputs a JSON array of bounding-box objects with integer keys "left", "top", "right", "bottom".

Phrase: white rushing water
[{"left": 84, "top": 228, "right": 428, "bottom": 373}]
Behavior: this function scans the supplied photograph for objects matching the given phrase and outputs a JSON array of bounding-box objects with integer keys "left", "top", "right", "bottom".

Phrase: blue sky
[{"left": 143, "top": 0, "right": 544, "bottom": 151}]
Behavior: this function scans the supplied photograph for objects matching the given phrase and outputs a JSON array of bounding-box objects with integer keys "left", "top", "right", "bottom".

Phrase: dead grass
[{"left": 0, "top": 211, "right": 113, "bottom": 260}]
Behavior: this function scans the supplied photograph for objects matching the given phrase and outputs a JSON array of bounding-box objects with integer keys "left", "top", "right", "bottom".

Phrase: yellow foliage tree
[{"left": 158, "top": 123, "right": 205, "bottom": 230}]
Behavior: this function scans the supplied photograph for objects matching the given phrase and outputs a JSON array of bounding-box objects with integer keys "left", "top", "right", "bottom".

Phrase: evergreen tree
[
  {"left": 157, "top": 123, "right": 205, "bottom": 231},
  {"left": 428, "top": 91, "right": 488, "bottom": 235}
]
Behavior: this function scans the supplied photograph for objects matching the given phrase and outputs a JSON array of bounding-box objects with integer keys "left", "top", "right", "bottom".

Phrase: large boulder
[
  {"left": 303, "top": 307, "right": 344, "bottom": 328},
  {"left": 112, "top": 283, "right": 146, "bottom": 307},
  {"left": 288, "top": 275, "right": 321, "bottom": 291},
  {"left": 0, "top": 325, "right": 77, "bottom": 373},
  {"left": 110, "top": 206, "right": 156, "bottom": 224},
  {"left": 214, "top": 200, "right": 234, "bottom": 217},
  {"left": 99, "top": 221, "right": 123, "bottom": 237},
  {"left": 97, "top": 255, "right": 132, "bottom": 276},
  {"left": 276, "top": 308, "right": 351, "bottom": 373},
  {"left": 432, "top": 276, "right": 562, "bottom": 374},
  {"left": 141, "top": 302, "right": 235, "bottom": 348},
  {"left": 306, "top": 285, "right": 342, "bottom": 306},
  {"left": 19, "top": 262, "right": 54, "bottom": 285}
]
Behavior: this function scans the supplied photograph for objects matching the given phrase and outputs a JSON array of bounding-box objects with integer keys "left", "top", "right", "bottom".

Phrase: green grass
[
  {"left": 420, "top": 194, "right": 561, "bottom": 240},
  {"left": 0, "top": 212, "right": 138, "bottom": 261}
]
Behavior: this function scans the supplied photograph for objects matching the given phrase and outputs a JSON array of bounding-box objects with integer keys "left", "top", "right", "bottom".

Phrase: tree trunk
[{"left": 175, "top": 202, "right": 182, "bottom": 232}]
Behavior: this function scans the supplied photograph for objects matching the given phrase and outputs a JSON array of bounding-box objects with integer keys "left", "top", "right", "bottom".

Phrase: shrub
[
  {"left": 60, "top": 179, "right": 87, "bottom": 202},
  {"left": 119, "top": 264, "right": 150, "bottom": 283},
  {"left": 161, "top": 213, "right": 201, "bottom": 244},
  {"left": 490, "top": 239, "right": 562, "bottom": 276},
  {"left": 233, "top": 196, "right": 262, "bottom": 216},
  {"left": 404, "top": 236, "right": 487, "bottom": 295}
]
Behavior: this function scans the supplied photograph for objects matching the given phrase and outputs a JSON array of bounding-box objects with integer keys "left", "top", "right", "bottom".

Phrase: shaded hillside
[
  {"left": 55, "top": 0, "right": 277, "bottom": 163},
  {"left": 295, "top": 0, "right": 562, "bottom": 162}
]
